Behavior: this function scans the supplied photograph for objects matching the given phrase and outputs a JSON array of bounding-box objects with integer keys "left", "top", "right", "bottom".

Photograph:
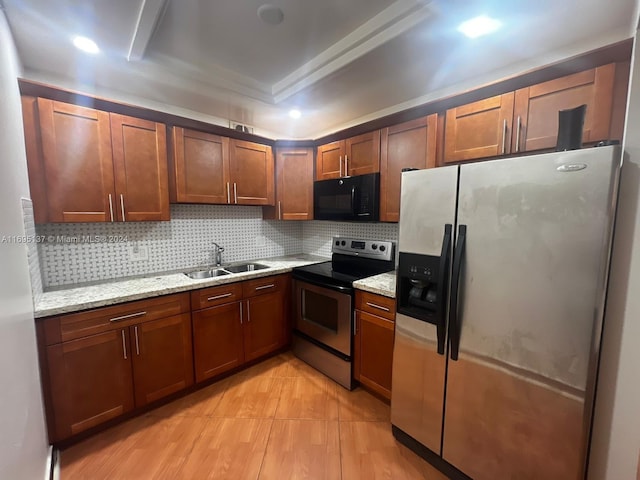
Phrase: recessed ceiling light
[
  {"left": 257, "top": 4, "right": 284, "bottom": 26},
  {"left": 289, "top": 109, "right": 301, "bottom": 119},
  {"left": 73, "top": 36, "right": 100, "bottom": 54},
  {"left": 457, "top": 15, "right": 501, "bottom": 39}
]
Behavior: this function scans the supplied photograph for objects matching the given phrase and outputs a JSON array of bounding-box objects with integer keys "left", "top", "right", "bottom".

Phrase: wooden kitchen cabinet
[
  {"left": 354, "top": 291, "right": 396, "bottom": 400},
  {"left": 316, "top": 131, "right": 380, "bottom": 180},
  {"left": 130, "top": 313, "right": 194, "bottom": 407},
  {"left": 264, "top": 147, "right": 314, "bottom": 220},
  {"left": 111, "top": 114, "right": 170, "bottom": 221},
  {"left": 380, "top": 115, "right": 437, "bottom": 222},
  {"left": 23, "top": 97, "right": 170, "bottom": 223},
  {"left": 512, "top": 63, "right": 626, "bottom": 152},
  {"left": 170, "top": 127, "right": 230, "bottom": 204},
  {"left": 444, "top": 93, "right": 515, "bottom": 163},
  {"left": 230, "top": 139, "right": 275, "bottom": 205},
  {"left": 36, "top": 293, "right": 191, "bottom": 442},
  {"left": 193, "top": 302, "right": 244, "bottom": 382},
  {"left": 45, "top": 329, "right": 135, "bottom": 442}
]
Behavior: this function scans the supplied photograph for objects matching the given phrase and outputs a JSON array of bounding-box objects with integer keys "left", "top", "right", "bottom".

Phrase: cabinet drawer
[
  {"left": 356, "top": 291, "right": 396, "bottom": 320},
  {"left": 191, "top": 282, "right": 243, "bottom": 310},
  {"left": 242, "top": 274, "right": 287, "bottom": 298},
  {"left": 40, "top": 293, "right": 190, "bottom": 345}
]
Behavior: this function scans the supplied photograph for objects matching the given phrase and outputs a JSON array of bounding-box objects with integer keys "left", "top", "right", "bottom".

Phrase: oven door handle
[{"left": 292, "top": 274, "right": 353, "bottom": 294}]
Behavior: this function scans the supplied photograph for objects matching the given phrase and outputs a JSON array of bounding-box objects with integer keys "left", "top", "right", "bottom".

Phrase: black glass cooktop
[{"left": 292, "top": 255, "right": 394, "bottom": 291}]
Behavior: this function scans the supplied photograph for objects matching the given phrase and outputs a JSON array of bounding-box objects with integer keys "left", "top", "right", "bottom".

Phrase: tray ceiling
[{"left": 3, "top": 0, "right": 637, "bottom": 138}]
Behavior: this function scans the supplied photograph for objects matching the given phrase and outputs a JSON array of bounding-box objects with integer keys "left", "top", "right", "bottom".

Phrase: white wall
[
  {"left": 0, "top": 10, "right": 50, "bottom": 480},
  {"left": 589, "top": 29, "right": 640, "bottom": 480}
]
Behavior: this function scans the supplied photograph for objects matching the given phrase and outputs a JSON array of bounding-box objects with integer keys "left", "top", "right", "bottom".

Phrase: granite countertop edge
[
  {"left": 34, "top": 254, "right": 329, "bottom": 318},
  {"left": 352, "top": 271, "right": 396, "bottom": 299}
]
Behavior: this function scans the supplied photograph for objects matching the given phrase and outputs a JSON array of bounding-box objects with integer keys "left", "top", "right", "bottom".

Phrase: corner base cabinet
[{"left": 354, "top": 291, "right": 396, "bottom": 400}]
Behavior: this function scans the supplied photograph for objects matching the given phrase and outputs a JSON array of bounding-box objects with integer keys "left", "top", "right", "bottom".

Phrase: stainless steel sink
[
  {"left": 222, "top": 263, "right": 270, "bottom": 273},
  {"left": 184, "top": 269, "right": 230, "bottom": 279}
]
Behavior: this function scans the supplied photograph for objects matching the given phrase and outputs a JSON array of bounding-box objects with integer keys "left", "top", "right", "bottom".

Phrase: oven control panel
[{"left": 332, "top": 237, "right": 395, "bottom": 262}]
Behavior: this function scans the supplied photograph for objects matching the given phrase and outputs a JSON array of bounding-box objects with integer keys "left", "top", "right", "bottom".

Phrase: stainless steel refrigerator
[{"left": 391, "top": 146, "right": 621, "bottom": 480}]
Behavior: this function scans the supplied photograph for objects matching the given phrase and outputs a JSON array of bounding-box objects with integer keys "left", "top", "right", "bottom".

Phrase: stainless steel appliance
[
  {"left": 391, "top": 146, "right": 621, "bottom": 480},
  {"left": 314, "top": 173, "right": 380, "bottom": 221},
  {"left": 292, "top": 237, "right": 395, "bottom": 388}
]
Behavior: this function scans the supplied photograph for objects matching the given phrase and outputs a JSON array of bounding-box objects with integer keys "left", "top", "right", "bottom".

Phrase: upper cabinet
[
  {"left": 316, "top": 131, "right": 381, "bottom": 180},
  {"left": 23, "top": 97, "right": 170, "bottom": 223},
  {"left": 443, "top": 93, "right": 515, "bottom": 163},
  {"left": 512, "top": 63, "right": 623, "bottom": 152},
  {"left": 170, "top": 127, "right": 274, "bottom": 206},
  {"left": 380, "top": 115, "right": 437, "bottom": 222},
  {"left": 171, "top": 127, "right": 230, "bottom": 204},
  {"left": 443, "top": 62, "right": 628, "bottom": 164},
  {"left": 264, "top": 147, "right": 314, "bottom": 220}
]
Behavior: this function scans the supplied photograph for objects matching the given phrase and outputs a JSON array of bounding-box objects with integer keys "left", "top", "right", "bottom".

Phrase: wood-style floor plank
[
  {"left": 60, "top": 352, "right": 451, "bottom": 480},
  {"left": 258, "top": 419, "right": 341, "bottom": 480},
  {"left": 179, "top": 417, "right": 272, "bottom": 480},
  {"left": 340, "top": 421, "right": 449, "bottom": 480}
]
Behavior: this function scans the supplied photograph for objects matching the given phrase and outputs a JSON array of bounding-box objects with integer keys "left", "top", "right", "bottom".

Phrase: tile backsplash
[
  {"left": 21, "top": 198, "right": 43, "bottom": 303},
  {"left": 33, "top": 203, "right": 400, "bottom": 288},
  {"left": 37, "top": 205, "right": 303, "bottom": 287}
]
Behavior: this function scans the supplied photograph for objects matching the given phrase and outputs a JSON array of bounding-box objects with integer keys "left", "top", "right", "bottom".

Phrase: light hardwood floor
[{"left": 60, "top": 352, "right": 449, "bottom": 479}]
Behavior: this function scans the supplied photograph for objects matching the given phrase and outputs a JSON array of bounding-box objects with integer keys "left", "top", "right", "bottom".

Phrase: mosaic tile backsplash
[
  {"left": 37, "top": 205, "right": 303, "bottom": 287},
  {"left": 34, "top": 203, "right": 400, "bottom": 288},
  {"left": 21, "top": 198, "right": 43, "bottom": 303}
]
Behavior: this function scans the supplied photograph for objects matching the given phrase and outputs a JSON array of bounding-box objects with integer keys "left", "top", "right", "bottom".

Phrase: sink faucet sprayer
[{"left": 212, "top": 242, "right": 225, "bottom": 267}]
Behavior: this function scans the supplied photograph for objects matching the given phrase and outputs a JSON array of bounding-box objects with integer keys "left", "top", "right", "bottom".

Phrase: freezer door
[
  {"left": 392, "top": 166, "right": 458, "bottom": 453},
  {"left": 443, "top": 147, "right": 620, "bottom": 480}
]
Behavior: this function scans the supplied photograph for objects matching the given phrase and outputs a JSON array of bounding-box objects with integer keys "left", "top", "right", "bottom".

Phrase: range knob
[
  {"left": 379, "top": 245, "right": 386, "bottom": 252},
  {"left": 372, "top": 244, "right": 378, "bottom": 250},
  {"left": 335, "top": 240, "right": 340, "bottom": 246},
  {"left": 341, "top": 240, "right": 346, "bottom": 246}
]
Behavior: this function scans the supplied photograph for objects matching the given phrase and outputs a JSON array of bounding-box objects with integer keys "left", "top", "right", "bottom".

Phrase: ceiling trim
[
  {"left": 128, "top": 0, "right": 169, "bottom": 61},
  {"left": 271, "top": 0, "right": 434, "bottom": 102}
]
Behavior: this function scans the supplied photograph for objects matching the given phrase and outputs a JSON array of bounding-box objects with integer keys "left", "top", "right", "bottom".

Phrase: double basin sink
[{"left": 184, "top": 263, "right": 269, "bottom": 279}]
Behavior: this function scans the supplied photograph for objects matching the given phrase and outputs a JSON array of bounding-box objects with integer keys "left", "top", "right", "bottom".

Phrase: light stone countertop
[
  {"left": 352, "top": 271, "right": 396, "bottom": 298},
  {"left": 34, "top": 254, "right": 329, "bottom": 318}
]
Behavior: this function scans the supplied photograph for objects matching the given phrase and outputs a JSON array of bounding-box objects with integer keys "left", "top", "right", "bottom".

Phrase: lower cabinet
[
  {"left": 354, "top": 291, "right": 396, "bottom": 400},
  {"left": 191, "top": 274, "right": 290, "bottom": 383},
  {"left": 37, "top": 293, "right": 192, "bottom": 443}
]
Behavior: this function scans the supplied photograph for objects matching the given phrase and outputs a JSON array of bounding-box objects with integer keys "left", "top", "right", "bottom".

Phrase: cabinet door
[
  {"left": 316, "top": 140, "right": 345, "bottom": 180},
  {"left": 111, "top": 114, "right": 170, "bottom": 221},
  {"left": 192, "top": 302, "right": 244, "bottom": 382},
  {"left": 36, "top": 98, "right": 115, "bottom": 223},
  {"left": 46, "top": 329, "right": 134, "bottom": 442},
  {"left": 275, "top": 147, "right": 314, "bottom": 220},
  {"left": 229, "top": 140, "right": 275, "bottom": 205},
  {"left": 444, "top": 93, "right": 514, "bottom": 163},
  {"left": 130, "top": 313, "right": 194, "bottom": 407},
  {"left": 345, "top": 130, "right": 381, "bottom": 176},
  {"left": 380, "top": 115, "right": 437, "bottom": 222},
  {"left": 243, "top": 291, "right": 286, "bottom": 362},
  {"left": 355, "top": 310, "right": 395, "bottom": 400},
  {"left": 171, "top": 127, "right": 230, "bottom": 204},
  {"left": 513, "top": 64, "right": 617, "bottom": 152}
]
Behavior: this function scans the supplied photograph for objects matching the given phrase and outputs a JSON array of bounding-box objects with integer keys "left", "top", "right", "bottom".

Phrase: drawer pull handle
[
  {"left": 110, "top": 311, "right": 147, "bottom": 323},
  {"left": 207, "top": 293, "right": 233, "bottom": 301},
  {"left": 366, "top": 302, "right": 390, "bottom": 312},
  {"left": 255, "top": 284, "right": 275, "bottom": 291}
]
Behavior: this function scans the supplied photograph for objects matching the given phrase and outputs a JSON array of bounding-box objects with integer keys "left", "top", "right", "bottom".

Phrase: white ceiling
[{"left": 3, "top": 0, "right": 638, "bottom": 139}]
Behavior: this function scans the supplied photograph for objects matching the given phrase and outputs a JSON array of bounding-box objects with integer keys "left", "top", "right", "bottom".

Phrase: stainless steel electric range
[{"left": 291, "top": 237, "right": 395, "bottom": 389}]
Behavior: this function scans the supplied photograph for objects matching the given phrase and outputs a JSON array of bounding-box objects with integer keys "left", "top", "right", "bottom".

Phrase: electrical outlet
[
  {"left": 255, "top": 235, "right": 266, "bottom": 247},
  {"left": 128, "top": 244, "right": 149, "bottom": 262}
]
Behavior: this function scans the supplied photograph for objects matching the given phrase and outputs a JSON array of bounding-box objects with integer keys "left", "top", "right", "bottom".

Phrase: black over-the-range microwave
[{"left": 313, "top": 172, "right": 380, "bottom": 221}]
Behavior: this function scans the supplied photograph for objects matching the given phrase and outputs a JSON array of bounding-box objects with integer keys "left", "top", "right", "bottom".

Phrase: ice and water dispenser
[{"left": 396, "top": 225, "right": 451, "bottom": 354}]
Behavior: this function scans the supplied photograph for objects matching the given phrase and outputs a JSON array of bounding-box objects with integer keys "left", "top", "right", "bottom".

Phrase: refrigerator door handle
[
  {"left": 449, "top": 224, "right": 467, "bottom": 361},
  {"left": 436, "top": 224, "right": 453, "bottom": 355}
]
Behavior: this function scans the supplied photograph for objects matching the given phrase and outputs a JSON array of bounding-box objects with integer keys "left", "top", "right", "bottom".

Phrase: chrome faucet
[{"left": 212, "top": 242, "right": 225, "bottom": 267}]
